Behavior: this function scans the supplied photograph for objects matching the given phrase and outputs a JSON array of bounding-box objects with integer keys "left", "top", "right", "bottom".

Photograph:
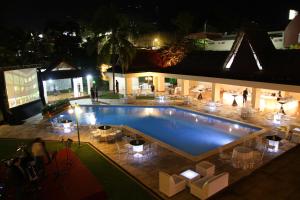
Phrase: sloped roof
[
  {"left": 44, "top": 60, "right": 80, "bottom": 72},
  {"left": 161, "top": 51, "right": 229, "bottom": 77},
  {"left": 284, "top": 14, "right": 300, "bottom": 47}
]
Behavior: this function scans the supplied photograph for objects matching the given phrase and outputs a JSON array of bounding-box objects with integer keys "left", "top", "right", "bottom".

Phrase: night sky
[{"left": 1, "top": 0, "right": 300, "bottom": 31}]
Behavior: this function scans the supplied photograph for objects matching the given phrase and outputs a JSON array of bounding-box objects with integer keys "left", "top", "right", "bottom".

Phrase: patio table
[
  {"left": 266, "top": 135, "right": 282, "bottom": 152},
  {"left": 98, "top": 125, "right": 112, "bottom": 134},
  {"left": 130, "top": 139, "right": 145, "bottom": 152}
]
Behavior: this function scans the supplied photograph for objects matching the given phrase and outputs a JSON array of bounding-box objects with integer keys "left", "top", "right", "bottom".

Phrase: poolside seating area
[{"left": 159, "top": 160, "right": 229, "bottom": 199}]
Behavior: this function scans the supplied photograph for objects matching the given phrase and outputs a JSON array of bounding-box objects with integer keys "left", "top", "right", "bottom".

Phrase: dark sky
[{"left": 1, "top": 0, "right": 300, "bottom": 31}]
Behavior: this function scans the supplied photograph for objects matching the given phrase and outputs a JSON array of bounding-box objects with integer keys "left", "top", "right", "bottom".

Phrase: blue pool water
[{"left": 55, "top": 106, "right": 260, "bottom": 156}]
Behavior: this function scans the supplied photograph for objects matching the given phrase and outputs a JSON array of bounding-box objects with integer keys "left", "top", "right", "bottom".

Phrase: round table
[
  {"left": 232, "top": 146, "right": 253, "bottom": 169},
  {"left": 59, "top": 119, "right": 73, "bottom": 129},
  {"left": 130, "top": 139, "right": 145, "bottom": 152},
  {"left": 266, "top": 135, "right": 282, "bottom": 152},
  {"left": 278, "top": 101, "right": 286, "bottom": 115},
  {"left": 98, "top": 125, "right": 112, "bottom": 134},
  {"left": 232, "top": 94, "right": 238, "bottom": 106},
  {"left": 98, "top": 125, "right": 111, "bottom": 130}
]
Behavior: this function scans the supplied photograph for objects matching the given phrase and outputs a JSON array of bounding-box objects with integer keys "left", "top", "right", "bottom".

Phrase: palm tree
[
  {"left": 97, "top": 31, "right": 135, "bottom": 93},
  {"left": 88, "top": 5, "right": 136, "bottom": 93}
]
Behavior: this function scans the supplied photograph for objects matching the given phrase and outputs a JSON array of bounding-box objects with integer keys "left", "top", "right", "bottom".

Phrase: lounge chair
[
  {"left": 159, "top": 171, "right": 186, "bottom": 197},
  {"left": 190, "top": 172, "right": 229, "bottom": 200}
]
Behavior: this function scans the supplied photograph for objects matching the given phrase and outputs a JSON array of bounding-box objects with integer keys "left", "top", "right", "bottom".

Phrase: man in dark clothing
[
  {"left": 151, "top": 84, "right": 155, "bottom": 93},
  {"left": 95, "top": 87, "right": 98, "bottom": 101},
  {"left": 243, "top": 88, "right": 248, "bottom": 104},
  {"left": 116, "top": 80, "right": 119, "bottom": 94},
  {"left": 90, "top": 87, "right": 95, "bottom": 101}
]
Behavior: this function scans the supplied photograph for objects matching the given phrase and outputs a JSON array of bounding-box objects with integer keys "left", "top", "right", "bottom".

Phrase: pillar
[
  {"left": 73, "top": 77, "right": 83, "bottom": 97},
  {"left": 157, "top": 76, "right": 165, "bottom": 92},
  {"left": 125, "top": 77, "right": 132, "bottom": 95},
  {"left": 251, "top": 88, "right": 261, "bottom": 109},
  {"left": 87, "top": 77, "right": 92, "bottom": 95},
  {"left": 212, "top": 83, "right": 221, "bottom": 102},
  {"left": 42, "top": 81, "right": 48, "bottom": 104},
  {"left": 182, "top": 80, "right": 190, "bottom": 96},
  {"left": 153, "top": 77, "right": 158, "bottom": 92}
]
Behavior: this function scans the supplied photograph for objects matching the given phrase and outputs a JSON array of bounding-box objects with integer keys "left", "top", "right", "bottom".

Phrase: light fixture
[{"left": 86, "top": 74, "right": 92, "bottom": 80}]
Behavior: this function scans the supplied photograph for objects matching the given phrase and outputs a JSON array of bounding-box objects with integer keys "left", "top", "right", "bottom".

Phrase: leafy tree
[
  {"left": 172, "top": 11, "right": 194, "bottom": 37},
  {"left": 88, "top": 5, "right": 136, "bottom": 93}
]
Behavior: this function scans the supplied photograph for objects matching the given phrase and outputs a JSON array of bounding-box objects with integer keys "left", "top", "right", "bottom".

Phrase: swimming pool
[{"left": 55, "top": 105, "right": 261, "bottom": 157}]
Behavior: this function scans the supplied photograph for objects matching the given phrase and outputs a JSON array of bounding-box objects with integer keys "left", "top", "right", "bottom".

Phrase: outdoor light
[
  {"left": 38, "top": 34, "right": 43, "bottom": 38},
  {"left": 86, "top": 74, "right": 92, "bottom": 80},
  {"left": 68, "top": 108, "right": 74, "bottom": 114},
  {"left": 68, "top": 104, "right": 82, "bottom": 146},
  {"left": 180, "top": 170, "right": 199, "bottom": 180},
  {"left": 133, "top": 145, "right": 143, "bottom": 152}
]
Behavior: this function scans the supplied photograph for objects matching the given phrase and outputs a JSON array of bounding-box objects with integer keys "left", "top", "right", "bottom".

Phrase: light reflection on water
[{"left": 54, "top": 106, "right": 260, "bottom": 156}]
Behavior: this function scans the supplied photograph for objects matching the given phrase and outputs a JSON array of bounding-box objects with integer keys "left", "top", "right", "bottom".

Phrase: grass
[
  {"left": 0, "top": 139, "right": 156, "bottom": 200},
  {"left": 136, "top": 95, "right": 155, "bottom": 100},
  {"left": 99, "top": 91, "right": 124, "bottom": 99}
]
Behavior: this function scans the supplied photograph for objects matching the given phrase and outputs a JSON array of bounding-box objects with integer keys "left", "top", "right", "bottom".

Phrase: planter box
[{"left": 42, "top": 103, "right": 70, "bottom": 118}]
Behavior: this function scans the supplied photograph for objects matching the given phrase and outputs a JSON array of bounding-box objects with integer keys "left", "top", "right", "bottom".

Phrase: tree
[
  {"left": 89, "top": 5, "right": 136, "bottom": 93},
  {"left": 172, "top": 11, "right": 194, "bottom": 38}
]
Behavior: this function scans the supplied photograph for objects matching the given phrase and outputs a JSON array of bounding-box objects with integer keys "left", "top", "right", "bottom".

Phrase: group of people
[{"left": 4, "top": 138, "right": 50, "bottom": 199}]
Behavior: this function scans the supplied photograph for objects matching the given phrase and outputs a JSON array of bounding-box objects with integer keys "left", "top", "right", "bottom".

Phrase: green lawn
[
  {"left": 99, "top": 92, "right": 124, "bottom": 99},
  {"left": 136, "top": 95, "right": 155, "bottom": 100},
  {"left": 0, "top": 139, "right": 157, "bottom": 200}
]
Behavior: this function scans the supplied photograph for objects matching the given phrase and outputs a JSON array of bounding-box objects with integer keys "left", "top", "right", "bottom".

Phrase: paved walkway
[{"left": 211, "top": 144, "right": 300, "bottom": 200}]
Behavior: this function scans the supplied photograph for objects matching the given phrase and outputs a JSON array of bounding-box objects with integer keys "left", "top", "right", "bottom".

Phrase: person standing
[
  {"left": 95, "top": 87, "right": 98, "bottom": 102},
  {"left": 151, "top": 84, "right": 155, "bottom": 93},
  {"left": 31, "top": 138, "right": 47, "bottom": 177},
  {"left": 90, "top": 87, "right": 95, "bottom": 101},
  {"left": 116, "top": 80, "right": 119, "bottom": 94},
  {"left": 243, "top": 88, "right": 248, "bottom": 104}
]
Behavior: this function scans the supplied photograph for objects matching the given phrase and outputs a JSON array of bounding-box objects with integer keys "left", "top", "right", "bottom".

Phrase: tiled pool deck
[{"left": 0, "top": 98, "right": 299, "bottom": 200}]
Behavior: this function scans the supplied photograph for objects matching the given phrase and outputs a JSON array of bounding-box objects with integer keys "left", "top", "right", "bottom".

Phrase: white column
[
  {"left": 157, "top": 76, "right": 165, "bottom": 92},
  {"left": 212, "top": 83, "right": 221, "bottom": 102},
  {"left": 182, "top": 80, "right": 190, "bottom": 96},
  {"left": 73, "top": 77, "right": 83, "bottom": 97},
  {"left": 251, "top": 88, "right": 261, "bottom": 109},
  {"left": 87, "top": 77, "right": 92, "bottom": 95},
  {"left": 42, "top": 81, "right": 48, "bottom": 104},
  {"left": 153, "top": 76, "right": 158, "bottom": 92},
  {"left": 125, "top": 77, "right": 132, "bottom": 95},
  {"left": 108, "top": 74, "right": 113, "bottom": 91}
]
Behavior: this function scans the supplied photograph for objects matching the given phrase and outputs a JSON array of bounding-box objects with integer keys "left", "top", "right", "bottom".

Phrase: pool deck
[{"left": 0, "top": 98, "right": 300, "bottom": 200}]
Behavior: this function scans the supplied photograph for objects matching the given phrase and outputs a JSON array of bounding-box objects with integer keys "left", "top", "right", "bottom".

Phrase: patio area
[{"left": 0, "top": 98, "right": 299, "bottom": 200}]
